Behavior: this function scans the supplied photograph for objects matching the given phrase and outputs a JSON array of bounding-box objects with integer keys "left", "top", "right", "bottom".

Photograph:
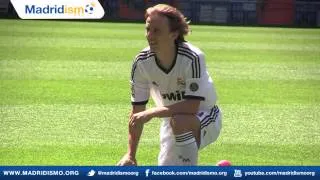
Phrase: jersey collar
[{"left": 154, "top": 44, "right": 178, "bottom": 74}]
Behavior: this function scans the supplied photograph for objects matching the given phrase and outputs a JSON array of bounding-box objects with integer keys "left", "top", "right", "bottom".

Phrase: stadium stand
[
  {"left": 0, "top": 0, "right": 10, "bottom": 14},
  {"left": 1, "top": 0, "right": 320, "bottom": 27}
]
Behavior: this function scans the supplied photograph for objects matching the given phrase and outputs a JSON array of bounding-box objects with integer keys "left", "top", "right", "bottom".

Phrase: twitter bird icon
[{"left": 87, "top": 170, "right": 96, "bottom": 176}]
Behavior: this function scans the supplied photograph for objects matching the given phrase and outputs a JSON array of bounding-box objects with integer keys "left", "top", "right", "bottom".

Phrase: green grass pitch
[{"left": 0, "top": 19, "right": 319, "bottom": 165}]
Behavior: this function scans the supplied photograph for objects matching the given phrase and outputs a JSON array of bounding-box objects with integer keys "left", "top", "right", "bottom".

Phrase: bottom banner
[{"left": 0, "top": 166, "right": 319, "bottom": 179}]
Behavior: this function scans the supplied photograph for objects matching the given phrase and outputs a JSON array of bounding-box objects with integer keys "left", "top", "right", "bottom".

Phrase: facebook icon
[{"left": 145, "top": 169, "right": 150, "bottom": 177}]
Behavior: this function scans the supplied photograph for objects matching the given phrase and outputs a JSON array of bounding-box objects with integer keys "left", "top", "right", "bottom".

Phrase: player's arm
[
  {"left": 127, "top": 105, "right": 146, "bottom": 159},
  {"left": 117, "top": 55, "right": 150, "bottom": 166},
  {"left": 118, "top": 105, "right": 148, "bottom": 166},
  {"left": 130, "top": 99, "right": 200, "bottom": 126},
  {"left": 145, "top": 99, "right": 200, "bottom": 117}
]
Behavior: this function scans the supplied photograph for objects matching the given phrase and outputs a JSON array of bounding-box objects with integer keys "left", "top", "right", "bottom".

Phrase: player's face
[{"left": 145, "top": 13, "right": 177, "bottom": 52}]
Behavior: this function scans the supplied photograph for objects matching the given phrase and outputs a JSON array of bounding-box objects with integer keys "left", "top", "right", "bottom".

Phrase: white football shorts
[{"left": 158, "top": 105, "right": 222, "bottom": 165}]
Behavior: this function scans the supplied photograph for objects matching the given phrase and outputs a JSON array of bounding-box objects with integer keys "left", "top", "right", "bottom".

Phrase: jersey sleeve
[
  {"left": 184, "top": 53, "right": 207, "bottom": 101},
  {"left": 130, "top": 60, "right": 150, "bottom": 105}
]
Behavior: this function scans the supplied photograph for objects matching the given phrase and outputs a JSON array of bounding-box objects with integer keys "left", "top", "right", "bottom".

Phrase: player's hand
[
  {"left": 129, "top": 110, "right": 152, "bottom": 127},
  {"left": 116, "top": 154, "right": 137, "bottom": 166}
]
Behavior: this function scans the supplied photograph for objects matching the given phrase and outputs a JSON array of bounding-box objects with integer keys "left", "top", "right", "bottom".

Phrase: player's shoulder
[
  {"left": 134, "top": 47, "right": 155, "bottom": 62},
  {"left": 177, "top": 42, "right": 204, "bottom": 57}
]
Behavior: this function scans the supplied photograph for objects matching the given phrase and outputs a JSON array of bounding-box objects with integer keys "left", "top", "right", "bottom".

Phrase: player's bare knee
[
  {"left": 170, "top": 114, "right": 198, "bottom": 135},
  {"left": 169, "top": 115, "right": 182, "bottom": 134}
]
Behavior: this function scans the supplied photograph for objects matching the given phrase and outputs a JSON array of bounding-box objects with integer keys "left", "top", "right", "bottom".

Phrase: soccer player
[{"left": 117, "top": 4, "right": 222, "bottom": 166}]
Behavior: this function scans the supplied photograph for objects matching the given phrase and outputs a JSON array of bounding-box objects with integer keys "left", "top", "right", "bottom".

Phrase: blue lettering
[
  {"left": 51, "top": 7, "right": 56, "bottom": 14},
  {"left": 43, "top": 5, "right": 49, "bottom": 14},
  {"left": 57, "top": 5, "right": 64, "bottom": 13},
  {"left": 35, "top": 7, "right": 42, "bottom": 14},
  {"left": 25, "top": 5, "right": 35, "bottom": 14},
  {"left": 25, "top": 5, "right": 65, "bottom": 14}
]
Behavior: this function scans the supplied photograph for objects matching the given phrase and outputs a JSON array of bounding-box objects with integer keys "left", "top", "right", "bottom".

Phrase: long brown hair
[{"left": 145, "top": 4, "right": 190, "bottom": 43}]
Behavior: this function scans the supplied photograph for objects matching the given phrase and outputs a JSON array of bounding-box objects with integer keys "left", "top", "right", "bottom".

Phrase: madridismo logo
[{"left": 10, "top": 0, "right": 105, "bottom": 19}]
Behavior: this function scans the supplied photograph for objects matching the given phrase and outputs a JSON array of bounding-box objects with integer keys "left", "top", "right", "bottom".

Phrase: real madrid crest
[{"left": 177, "top": 77, "right": 186, "bottom": 87}]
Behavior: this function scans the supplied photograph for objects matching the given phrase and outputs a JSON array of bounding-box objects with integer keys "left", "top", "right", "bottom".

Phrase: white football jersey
[{"left": 130, "top": 42, "right": 217, "bottom": 111}]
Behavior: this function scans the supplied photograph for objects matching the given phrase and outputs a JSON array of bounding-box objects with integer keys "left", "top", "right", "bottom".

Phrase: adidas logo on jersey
[{"left": 162, "top": 91, "right": 186, "bottom": 101}]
